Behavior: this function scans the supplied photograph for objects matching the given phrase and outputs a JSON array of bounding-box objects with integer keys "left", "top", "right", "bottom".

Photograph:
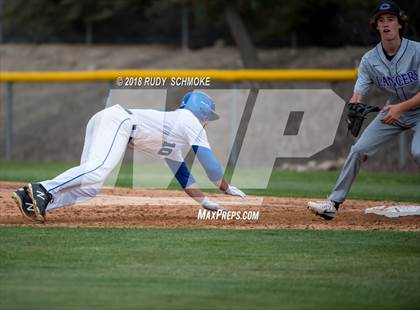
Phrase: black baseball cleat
[
  {"left": 12, "top": 186, "right": 37, "bottom": 221},
  {"left": 27, "top": 183, "right": 53, "bottom": 222}
]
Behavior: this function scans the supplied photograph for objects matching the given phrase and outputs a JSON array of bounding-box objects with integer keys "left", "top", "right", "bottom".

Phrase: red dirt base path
[{"left": 0, "top": 182, "right": 419, "bottom": 231}]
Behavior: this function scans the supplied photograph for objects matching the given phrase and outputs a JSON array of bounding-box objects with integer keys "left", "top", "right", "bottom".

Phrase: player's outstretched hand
[
  {"left": 201, "top": 197, "right": 225, "bottom": 211},
  {"left": 225, "top": 185, "right": 246, "bottom": 199}
]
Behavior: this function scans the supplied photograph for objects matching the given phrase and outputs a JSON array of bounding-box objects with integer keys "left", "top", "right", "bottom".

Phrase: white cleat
[{"left": 307, "top": 200, "right": 338, "bottom": 221}]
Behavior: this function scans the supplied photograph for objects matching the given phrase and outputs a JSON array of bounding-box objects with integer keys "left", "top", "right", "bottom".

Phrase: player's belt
[{"left": 128, "top": 124, "right": 137, "bottom": 144}]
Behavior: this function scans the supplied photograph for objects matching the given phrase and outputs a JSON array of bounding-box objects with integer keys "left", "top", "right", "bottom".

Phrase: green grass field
[
  {"left": 1, "top": 228, "right": 419, "bottom": 310},
  {"left": 1, "top": 160, "right": 419, "bottom": 309}
]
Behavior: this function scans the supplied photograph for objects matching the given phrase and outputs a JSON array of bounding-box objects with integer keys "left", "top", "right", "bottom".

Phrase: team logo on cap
[{"left": 379, "top": 3, "right": 391, "bottom": 10}]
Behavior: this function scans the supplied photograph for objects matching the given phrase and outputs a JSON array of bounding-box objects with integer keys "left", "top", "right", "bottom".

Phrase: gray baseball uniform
[{"left": 329, "top": 38, "right": 420, "bottom": 203}]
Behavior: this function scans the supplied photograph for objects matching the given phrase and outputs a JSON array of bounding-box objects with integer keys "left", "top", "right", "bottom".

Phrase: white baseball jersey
[
  {"left": 130, "top": 108, "right": 211, "bottom": 161},
  {"left": 42, "top": 105, "right": 214, "bottom": 209},
  {"left": 354, "top": 38, "right": 420, "bottom": 105}
]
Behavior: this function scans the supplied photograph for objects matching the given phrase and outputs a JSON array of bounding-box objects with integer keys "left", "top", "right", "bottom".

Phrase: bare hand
[
  {"left": 381, "top": 105, "right": 402, "bottom": 125},
  {"left": 349, "top": 93, "right": 364, "bottom": 104}
]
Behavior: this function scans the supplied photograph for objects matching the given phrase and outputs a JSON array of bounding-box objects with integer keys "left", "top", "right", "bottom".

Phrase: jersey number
[{"left": 158, "top": 141, "right": 176, "bottom": 156}]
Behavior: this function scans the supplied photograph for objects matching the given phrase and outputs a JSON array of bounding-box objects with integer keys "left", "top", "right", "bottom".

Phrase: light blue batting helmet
[{"left": 179, "top": 90, "right": 219, "bottom": 121}]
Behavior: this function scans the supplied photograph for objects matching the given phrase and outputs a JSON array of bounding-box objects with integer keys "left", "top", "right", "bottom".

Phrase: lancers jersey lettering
[
  {"left": 130, "top": 108, "right": 210, "bottom": 161},
  {"left": 354, "top": 38, "right": 420, "bottom": 105}
]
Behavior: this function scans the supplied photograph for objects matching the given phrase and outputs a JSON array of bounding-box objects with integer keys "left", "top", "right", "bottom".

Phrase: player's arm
[
  {"left": 181, "top": 117, "right": 245, "bottom": 199},
  {"left": 192, "top": 145, "right": 245, "bottom": 198},
  {"left": 349, "top": 93, "right": 365, "bottom": 104},
  {"left": 164, "top": 158, "right": 222, "bottom": 210},
  {"left": 382, "top": 92, "right": 420, "bottom": 124},
  {"left": 352, "top": 55, "right": 373, "bottom": 104}
]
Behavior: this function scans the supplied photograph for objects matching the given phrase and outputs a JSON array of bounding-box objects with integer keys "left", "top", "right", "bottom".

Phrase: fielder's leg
[
  {"left": 308, "top": 111, "right": 405, "bottom": 220},
  {"left": 407, "top": 108, "right": 420, "bottom": 168},
  {"left": 329, "top": 111, "right": 405, "bottom": 203},
  {"left": 409, "top": 115, "right": 420, "bottom": 167}
]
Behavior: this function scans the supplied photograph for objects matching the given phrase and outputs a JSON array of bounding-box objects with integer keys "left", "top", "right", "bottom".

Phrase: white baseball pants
[{"left": 41, "top": 104, "right": 134, "bottom": 209}]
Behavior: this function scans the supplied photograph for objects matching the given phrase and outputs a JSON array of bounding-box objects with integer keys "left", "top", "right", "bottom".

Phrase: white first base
[{"left": 365, "top": 205, "right": 420, "bottom": 218}]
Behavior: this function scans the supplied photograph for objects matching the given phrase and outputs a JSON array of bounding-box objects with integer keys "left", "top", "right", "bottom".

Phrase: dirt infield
[{"left": 0, "top": 182, "right": 419, "bottom": 231}]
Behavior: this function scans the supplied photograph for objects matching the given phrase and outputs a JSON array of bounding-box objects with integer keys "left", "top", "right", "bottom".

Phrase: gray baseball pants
[{"left": 329, "top": 108, "right": 420, "bottom": 203}]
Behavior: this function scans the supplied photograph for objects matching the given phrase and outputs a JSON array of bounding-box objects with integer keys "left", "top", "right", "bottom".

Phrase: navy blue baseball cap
[{"left": 372, "top": 1, "right": 401, "bottom": 20}]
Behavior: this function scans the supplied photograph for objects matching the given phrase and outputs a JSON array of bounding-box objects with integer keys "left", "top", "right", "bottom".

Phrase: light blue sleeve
[
  {"left": 192, "top": 145, "right": 224, "bottom": 182},
  {"left": 354, "top": 55, "right": 373, "bottom": 95}
]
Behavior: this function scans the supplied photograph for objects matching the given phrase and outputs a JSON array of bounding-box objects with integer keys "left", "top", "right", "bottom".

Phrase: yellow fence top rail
[{"left": 0, "top": 69, "right": 358, "bottom": 83}]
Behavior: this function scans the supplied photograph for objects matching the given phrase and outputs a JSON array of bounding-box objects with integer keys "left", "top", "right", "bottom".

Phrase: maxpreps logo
[
  {"left": 376, "top": 70, "right": 418, "bottom": 88},
  {"left": 197, "top": 209, "right": 260, "bottom": 221}
]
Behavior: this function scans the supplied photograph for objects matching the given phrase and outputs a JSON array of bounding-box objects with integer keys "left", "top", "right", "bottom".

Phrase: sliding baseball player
[{"left": 12, "top": 90, "right": 245, "bottom": 222}]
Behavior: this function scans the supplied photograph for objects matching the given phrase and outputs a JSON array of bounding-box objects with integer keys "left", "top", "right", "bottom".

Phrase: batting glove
[
  {"left": 225, "top": 185, "right": 246, "bottom": 198},
  {"left": 201, "top": 197, "right": 225, "bottom": 211}
]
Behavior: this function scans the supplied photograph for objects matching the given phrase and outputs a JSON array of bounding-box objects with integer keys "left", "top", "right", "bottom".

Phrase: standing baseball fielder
[
  {"left": 12, "top": 90, "right": 246, "bottom": 222},
  {"left": 308, "top": 0, "right": 420, "bottom": 220}
]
